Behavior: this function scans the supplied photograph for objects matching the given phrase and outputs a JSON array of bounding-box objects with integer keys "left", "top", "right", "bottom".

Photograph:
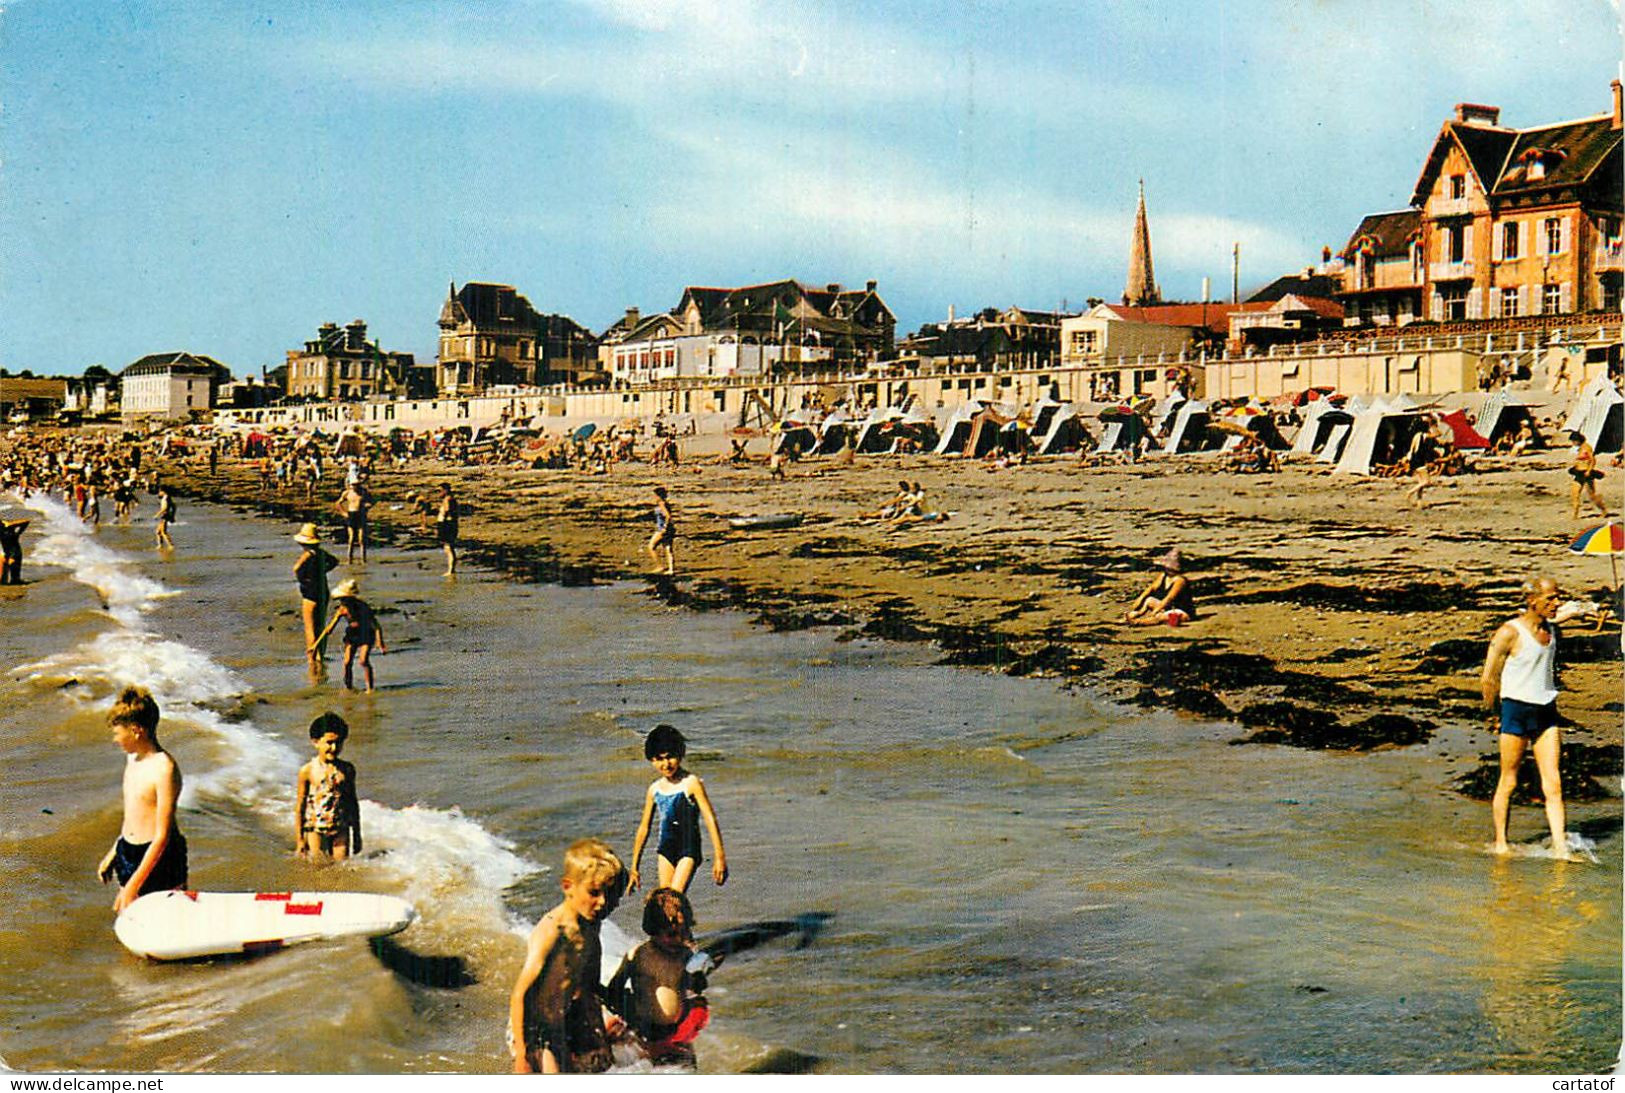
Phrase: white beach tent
[
  {"left": 932, "top": 401, "right": 985, "bottom": 455},
  {"left": 1291, "top": 404, "right": 1355, "bottom": 457},
  {"left": 1562, "top": 377, "right": 1624, "bottom": 453},
  {"left": 1035, "top": 404, "right": 1090, "bottom": 454},
  {"left": 1334, "top": 408, "right": 1429, "bottom": 474},
  {"left": 1161, "top": 400, "right": 1213, "bottom": 454}
]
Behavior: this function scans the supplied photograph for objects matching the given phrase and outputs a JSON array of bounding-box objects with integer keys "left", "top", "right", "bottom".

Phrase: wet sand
[{"left": 161, "top": 444, "right": 1623, "bottom": 806}]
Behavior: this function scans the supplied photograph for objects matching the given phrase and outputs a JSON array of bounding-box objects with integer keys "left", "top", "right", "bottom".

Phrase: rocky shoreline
[{"left": 154, "top": 446, "right": 1624, "bottom": 809}]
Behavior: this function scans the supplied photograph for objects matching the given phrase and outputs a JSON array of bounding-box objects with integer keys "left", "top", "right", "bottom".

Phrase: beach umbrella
[
  {"left": 1568, "top": 521, "right": 1625, "bottom": 589},
  {"left": 572, "top": 422, "right": 597, "bottom": 441}
]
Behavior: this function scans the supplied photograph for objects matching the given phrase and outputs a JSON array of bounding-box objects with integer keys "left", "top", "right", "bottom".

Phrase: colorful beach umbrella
[{"left": 1568, "top": 521, "right": 1624, "bottom": 589}]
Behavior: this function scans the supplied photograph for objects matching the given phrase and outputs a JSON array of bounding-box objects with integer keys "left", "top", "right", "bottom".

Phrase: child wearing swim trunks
[
  {"left": 294, "top": 712, "right": 362, "bottom": 861},
  {"left": 311, "top": 579, "right": 387, "bottom": 692},
  {"left": 628, "top": 724, "right": 728, "bottom": 895},
  {"left": 508, "top": 838, "right": 623, "bottom": 1074},
  {"left": 604, "top": 887, "right": 712, "bottom": 1066},
  {"left": 98, "top": 686, "right": 187, "bottom": 912}
]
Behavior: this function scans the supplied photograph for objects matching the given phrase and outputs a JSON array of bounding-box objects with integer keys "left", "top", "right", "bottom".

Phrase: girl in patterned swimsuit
[
  {"left": 294, "top": 712, "right": 362, "bottom": 861},
  {"left": 628, "top": 725, "right": 727, "bottom": 895}
]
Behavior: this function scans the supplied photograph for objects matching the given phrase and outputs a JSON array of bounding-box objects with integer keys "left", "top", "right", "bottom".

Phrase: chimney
[
  {"left": 1453, "top": 102, "right": 1501, "bottom": 127},
  {"left": 826, "top": 283, "right": 842, "bottom": 294},
  {"left": 624, "top": 306, "right": 640, "bottom": 328},
  {"left": 866, "top": 279, "right": 877, "bottom": 293},
  {"left": 1612, "top": 79, "right": 1622, "bottom": 130},
  {"left": 948, "top": 304, "right": 956, "bottom": 323}
]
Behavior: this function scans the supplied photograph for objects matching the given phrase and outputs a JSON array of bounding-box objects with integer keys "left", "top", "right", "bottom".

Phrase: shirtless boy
[
  {"left": 604, "top": 887, "right": 711, "bottom": 1065},
  {"left": 508, "top": 838, "right": 623, "bottom": 1074},
  {"left": 97, "top": 686, "right": 187, "bottom": 912}
]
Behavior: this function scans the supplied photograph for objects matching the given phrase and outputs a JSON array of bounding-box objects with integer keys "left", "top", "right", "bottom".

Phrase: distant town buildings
[
  {"left": 0, "top": 377, "right": 69, "bottom": 423},
  {"left": 118, "top": 352, "right": 231, "bottom": 422},
  {"left": 284, "top": 320, "right": 423, "bottom": 402},
  {"left": 604, "top": 279, "right": 895, "bottom": 385},
  {"left": 1339, "top": 82, "right": 1623, "bottom": 326},
  {"left": 437, "top": 282, "right": 545, "bottom": 395},
  {"left": 898, "top": 306, "right": 1070, "bottom": 372}
]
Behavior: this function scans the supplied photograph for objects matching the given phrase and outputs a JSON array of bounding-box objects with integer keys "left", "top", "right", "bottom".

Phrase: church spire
[{"left": 1123, "top": 180, "right": 1161, "bottom": 307}]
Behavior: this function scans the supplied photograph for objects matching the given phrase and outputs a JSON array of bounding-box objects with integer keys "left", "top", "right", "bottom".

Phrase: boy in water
[
  {"left": 294, "top": 712, "right": 362, "bottom": 861},
  {"left": 604, "top": 887, "right": 711, "bottom": 1065},
  {"left": 509, "top": 838, "right": 623, "bottom": 1073},
  {"left": 97, "top": 686, "right": 187, "bottom": 912},
  {"left": 311, "top": 578, "right": 387, "bottom": 691},
  {"left": 628, "top": 724, "right": 727, "bottom": 895}
]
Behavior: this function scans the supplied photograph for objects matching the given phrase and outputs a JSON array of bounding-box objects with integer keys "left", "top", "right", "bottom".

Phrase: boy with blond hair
[
  {"left": 97, "top": 686, "right": 187, "bottom": 912},
  {"left": 509, "top": 838, "right": 624, "bottom": 1074}
]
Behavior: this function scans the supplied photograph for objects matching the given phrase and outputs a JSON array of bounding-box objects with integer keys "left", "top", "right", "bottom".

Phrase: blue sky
[{"left": 2, "top": 0, "right": 1621, "bottom": 377}]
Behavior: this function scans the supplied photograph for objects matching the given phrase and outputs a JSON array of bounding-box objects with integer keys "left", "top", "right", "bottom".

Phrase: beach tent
[
  {"left": 1292, "top": 409, "right": 1355, "bottom": 456},
  {"left": 1162, "top": 400, "right": 1214, "bottom": 454},
  {"left": 815, "top": 411, "right": 854, "bottom": 454},
  {"left": 1315, "top": 422, "right": 1354, "bottom": 464},
  {"left": 852, "top": 408, "right": 906, "bottom": 453},
  {"left": 1563, "top": 377, "right": 1624, "bottom": 453},
  {"left": 1438, "top": 409, "right": 1490, "bottom": 450},
  {"left": 1334, "top": 410, "right": 1429, "bottom": 474},
  {"left": 772, "top": 424, "right": 818, "bottom": 456},
  {"left": 1035, "top": 405, "right": 1090, "bottom": 455},
  {"left": 1150, "top": 394, "right": 1189, "bottom": 437},
  {"left": 1096, "top": 413, "right": 1152, "bottom": 454},
  {"left": 932, "top": 401, "right": 985, "bottom": 455},
  {"left": 1030, "top": 397, "right": 1064, "bottom": 438},
  {"left": 1476, "top": 391, "right": 1538, "bottom": 447},
  {"left": 963, "top": 408, "right": 1014, "bottom": 457},
  {"left": 1219, "top": 414, "right": 1290, "bottom": 451}
]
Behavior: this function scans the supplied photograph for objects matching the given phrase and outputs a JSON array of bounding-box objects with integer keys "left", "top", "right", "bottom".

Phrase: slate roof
[
  {"left": 1248, "top": 271, "right": 1348, "bottom": 302},
  {"left": 439, "top": 282, "right": 541, "bottom": 330},
  {"left": 120, "top": 352, "right": 231, "bottom": 379},
  {"left": 1409, "top": 114, "right": 1621, "bottom": 206},
  {"left": 1340, "top": 209, "right": 1423, "bottom": 260}
]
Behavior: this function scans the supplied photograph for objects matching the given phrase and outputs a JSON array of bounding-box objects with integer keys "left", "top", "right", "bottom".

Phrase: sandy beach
[{"left": 159, "top": 442, "right": 1624, "bottom": 808}]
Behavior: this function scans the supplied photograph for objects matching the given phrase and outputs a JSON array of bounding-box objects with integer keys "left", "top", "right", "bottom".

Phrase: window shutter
[
  {"left": 1492, "top": 223, "right": 1503, "bottom": 261},
  {"left": 1464, "top": 223, "right": 1474, "bottom": 260},
  {"left": 1519, "top": 286, "right": 1528, "bottom": 316},
  {"left": 1536, "top": 222, "right": 1549, "bottom": 257},
  {"left": 1560, "top": 218, "right": 1571, "bottom": 255},
  {"left": 1488, "top": 288, "right": 1501, "bottom": 317},
  {"left": 1467, "top": 287, "right": 1482, "bottom": 319},
  {"left": 1561, "top": 282, "right": 1573, "bottom": 312},
  {"left": 1430, "top": 292, "right": 1443, "bottom": 321}
]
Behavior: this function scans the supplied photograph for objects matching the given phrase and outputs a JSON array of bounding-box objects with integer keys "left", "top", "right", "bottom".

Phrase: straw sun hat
[
  {"left": 332, "top": 578, "right": 360, "bottom": 599},
  {"left": 294, "top": 523, "right": 321, "bottom": 545}
]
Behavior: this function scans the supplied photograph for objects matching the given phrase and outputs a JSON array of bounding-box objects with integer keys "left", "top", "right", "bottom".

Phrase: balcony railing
[
  {"left": 1429, "top": 260, "right": 1474, "bottom": 281},
  {"left": 1428, "top": 196, "right": 1472, "bottom": 218}
]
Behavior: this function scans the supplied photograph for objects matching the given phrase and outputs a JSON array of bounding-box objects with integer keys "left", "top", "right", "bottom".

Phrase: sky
[{"left": 2, "top": 0, "right": 1622, "bottom": 378}]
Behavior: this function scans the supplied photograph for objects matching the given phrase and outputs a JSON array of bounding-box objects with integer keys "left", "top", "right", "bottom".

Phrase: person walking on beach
[
  {"left": 1481, "top": 576, "right": 1573, "bottom": 859},
  {"left": 294, "top": 523, "right": 337, "bottom": 677},
  {"left": 334, "top": 479, "right": 371, "bottom": 564},
  {"left": 647, "top": 486, "right": 675, "bottom": 576},
  {"left": 311, "top": 578, "right": 387, "bottom": 691},
  {"left": 97, "top": 686, "right": 187, "bottom": 913},
  {"left": 1567, "top": 432, "right": 1609, "bottom": 520},
  {"left": 434, "top": 482, "right": 459, "bottom": 577}
]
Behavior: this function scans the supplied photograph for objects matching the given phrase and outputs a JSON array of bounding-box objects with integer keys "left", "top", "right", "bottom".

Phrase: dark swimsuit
[
  {"left": 653, "top": 785, "right": 702, "bottom": 865},
  {"left": 113, "top": 833, "right": 188, "bottom": 896}
]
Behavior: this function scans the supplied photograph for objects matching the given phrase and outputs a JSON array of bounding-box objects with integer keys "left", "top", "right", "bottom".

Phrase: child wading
[
  {"left": 508, "top": 838, "right": 625, "bottom": 1074},
  {"left": 629, "top": 724, "right": 727, "bottom": 895},
  {"left": 311, "top": 578, "right": 387, "bottom": 691},
  {"left": 604, "top": 887, "right": 711, "bottom": 1066},
  {"left": 294, "top": 712, "right": 362, "bottom": 862},
  {"left": 98, "top": 686, "right": 188, "bottom": 912}
]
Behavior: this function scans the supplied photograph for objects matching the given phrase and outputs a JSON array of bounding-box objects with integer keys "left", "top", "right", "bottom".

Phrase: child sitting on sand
[
  {"left": 508, "top": 838, "right": 624, "bottom": 1074},
  {"left": 294, "top": 712, "right": 362, "bottom": 862},
  {"left": 629, "top": 724, "right": 727, "bottom": 895},
  {"left": 604, "top": 887, "right": 711, "bottom": 1066},
  {"left": 311, "top": 579, "right": 387, "bottom": 691}
]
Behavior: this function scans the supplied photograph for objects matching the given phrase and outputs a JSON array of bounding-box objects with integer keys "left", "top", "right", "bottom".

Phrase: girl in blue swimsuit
[{"left": 628, "top": 724, "right": 728, "bottom": 894}]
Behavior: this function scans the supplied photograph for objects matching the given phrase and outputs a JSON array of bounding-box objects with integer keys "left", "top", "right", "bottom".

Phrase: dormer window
[
  {"left": 1449, "top": 175, "right": 1466, "bottom": 200},
  {"left": 1517, "top": 146, "right": 1566, "bottom": 182}
]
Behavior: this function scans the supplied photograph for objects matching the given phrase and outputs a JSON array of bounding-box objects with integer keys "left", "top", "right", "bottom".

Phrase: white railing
[{"left": 1429, "top": 260, "right": 1473, "bottom": 280}]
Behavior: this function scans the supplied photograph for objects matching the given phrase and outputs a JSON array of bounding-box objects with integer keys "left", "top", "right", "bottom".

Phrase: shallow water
[{"left": 0, "top": 493, "right": 1618, "bottom": 1074}]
